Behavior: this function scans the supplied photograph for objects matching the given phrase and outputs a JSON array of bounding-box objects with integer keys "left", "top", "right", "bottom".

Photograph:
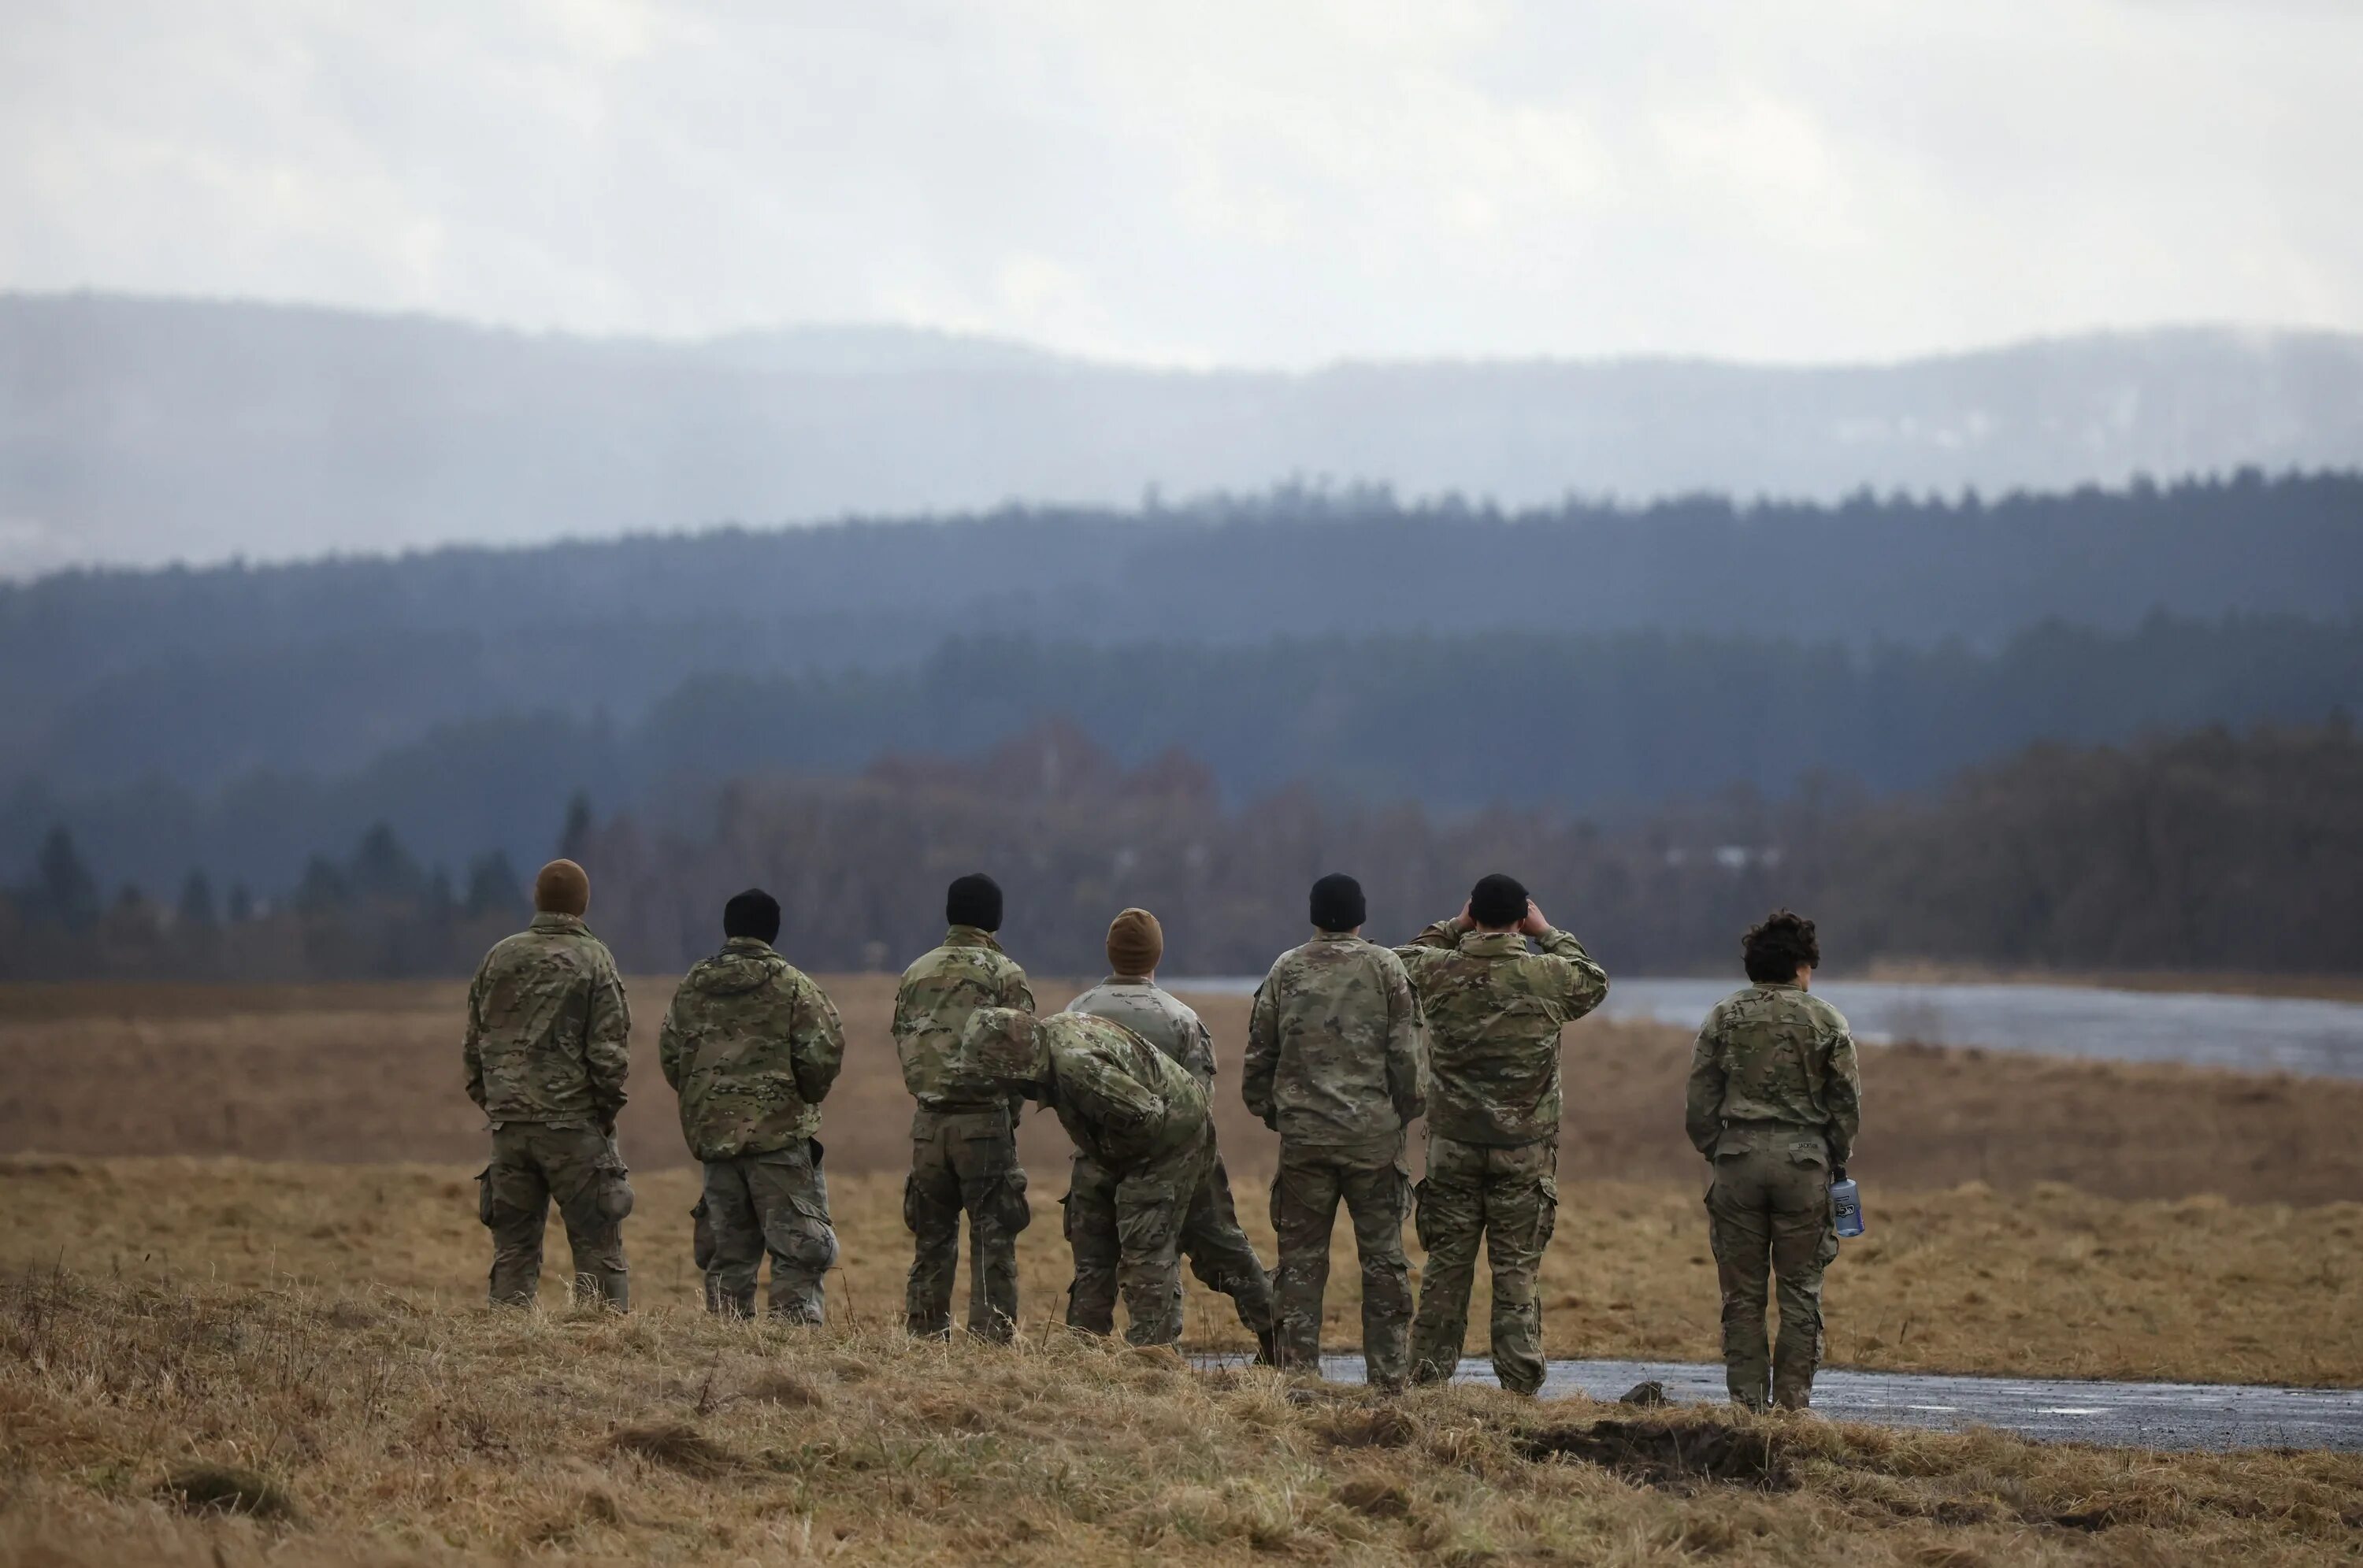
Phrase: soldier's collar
[
  {"left": 945, "top": 924, "right": 1003, "bottom": 951},
  {"left": 1101, "top": 973, "right": 1156, "bottom": 986},
  {"left": 1760, "top": 980, "right": 1804, "bottom": 992},
  {"left": 722, "top": 936, "right": 776, "bottom": 955},
  {"left": 1462, "top": 931, "right": 1528, "bottom": 955},
  {"left": 1311, "top": 929, "right": 1362, "bottom": 943},
  {"left": 529, "top": 911, "right": 588, "bottom": 933}
]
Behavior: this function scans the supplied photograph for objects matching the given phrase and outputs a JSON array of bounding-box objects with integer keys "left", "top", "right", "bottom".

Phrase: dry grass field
[
  {"left": 3, "top": 977, "right": 2363, "bottom": 1564},
  {"left": 6, "top": 974, "right": 2361, "bottom": 1203},
  {"left": 5, "top": 1264, "right": 2361, "bottom": 1566}
]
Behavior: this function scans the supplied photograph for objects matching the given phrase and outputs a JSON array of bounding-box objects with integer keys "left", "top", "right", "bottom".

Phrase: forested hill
[
  {"left": 5, "top": 473, "right": 2361, "bottom": 795},
  {"left": 9, "top": 292, "right": 2363, "bottom": 574}
]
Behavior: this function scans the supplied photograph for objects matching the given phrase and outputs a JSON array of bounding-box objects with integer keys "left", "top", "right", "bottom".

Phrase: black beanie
[
  {"left": 946, "top": 873, "right": 1003, "bottom": 932},
  {"left": 1469, "top": 873, "right": 1529, "bottom": 929},
  {"left": 1308, "top": 873, "right": 1366, "bottom": 932},
  {"left": 723, "top": 887, "right": 781, "bottom": 943}
]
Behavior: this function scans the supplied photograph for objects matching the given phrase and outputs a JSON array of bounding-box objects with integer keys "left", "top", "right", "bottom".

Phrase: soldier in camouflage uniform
[
  {"left": 895, "top": 873, "right": 1036, "bottom": 1340},
  {"left": 1394, "top": 874, "right": 1608, "bottom": 1395},
  {"left": 1686, "top": 908, "right": 1862, "bottom": 1411},
  {"left": 462, "top": 858, "right": 634, "bottom": 1308},
  {"left": 1065, "top": 908, "right": 1276, "bottom": 1359},
  {"left": 958, "top": 1005, "right": 1212, "bottom": 1346},
  {"left": 659, "top": 888, "right": 846, "bottom": 1322},
  {"left": 1243, "top": 873, "right": 1426, "bottom": 1389}
]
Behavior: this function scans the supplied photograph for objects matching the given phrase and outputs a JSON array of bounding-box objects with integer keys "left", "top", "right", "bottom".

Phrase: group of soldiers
[{"left": 462, "top": 858, "right": 1862, "bottom": 1411}]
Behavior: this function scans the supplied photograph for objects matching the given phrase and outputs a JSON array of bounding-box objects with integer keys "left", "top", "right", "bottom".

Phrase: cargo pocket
[
  {"left": 996, "top": 1169, "right": 1033, "bottom": 1235},
  {"left": 1533, "top": 1175, "right": 1560, "bottom": 1251},
  {"left": 475, "top": 1165, "right": 495, "bottom": 1229},
  {"left": 593, "top": 1146, "right": 635, "bottom": 1223},
  {"left": 691, "top": 1198, "right": 715, "bottom": 1271},
  {"left": 1411, "top": 1177, "right": 1437, "bottom": 1252},
  {"left": 901, "top": 1172, "right": 923, "bottom": 1235},
  {"left": 770, "top": 1195, "right": 840, "bottom": 1272}
]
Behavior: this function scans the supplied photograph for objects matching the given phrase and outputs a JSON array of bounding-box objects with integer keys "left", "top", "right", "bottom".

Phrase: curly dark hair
[{"left": 1742, "top": 908, "right": 1820, "bottom": 984}]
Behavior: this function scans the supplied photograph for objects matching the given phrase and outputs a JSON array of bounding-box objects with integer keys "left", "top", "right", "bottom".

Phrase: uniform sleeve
[
  {"left": 657, "top": 995, "right": 686, "bottom": 1092},
  {"left": 1684, "top": 1014, "right": 1726, "bottom": 1157},
  {"left": 791, "top": 976, "right": 848, "bottom": 1105},
  {"left": 1242, "top": 970, "right": 1280, "bottom": 1128},
  {"left": 1067, "top": 1049, "right": 1162, "bottom": 1133},
  {"left": 1535, "top": 928, "right": 1611, "bottom": 1022},
  {"left": 462, "top": 958, "right": 490, "bottom": 1110},
  {"left": 584, "top": 949, "right": 631, "bottom": 1127},
  {"left": 1182, "top": 1012, "right": 1218, "bottom": 1086},
  {"left": 1383, "top": 956, "right": 1427, "bottom": 1125},
  {"left": 1003, "top": 961, "right": 1037, "bottom": 1014},
  {"left": 1390, "top": 921, "right": 1457, "bottom": 996},
  {"left": 1823, "top": 1023, "right": 1862, "bottom": 1167}
]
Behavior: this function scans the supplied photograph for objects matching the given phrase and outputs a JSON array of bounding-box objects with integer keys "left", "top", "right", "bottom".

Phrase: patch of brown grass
[
  {"left": 6, "top": 976, "right": 2362, "bottom": 1207},
  {"left": 2, "top": 1155, "right": 2357, "bottom": 1387},
  {"left": 0, "top": 1266, "right": 2358, "bottom": 1566}
]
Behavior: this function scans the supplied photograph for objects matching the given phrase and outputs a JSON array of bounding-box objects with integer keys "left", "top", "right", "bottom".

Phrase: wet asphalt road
[{"left": 1267, "top": 1355, "right": 2363, "bottom": 1451}]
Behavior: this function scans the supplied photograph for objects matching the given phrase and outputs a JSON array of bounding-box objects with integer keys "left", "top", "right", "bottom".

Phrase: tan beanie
[
  {"left": 534, "top": 858, "right": 591, "bottom": 917},
  {"left": 1106, "top": 907, "right": 1164, "bottom": 977}
]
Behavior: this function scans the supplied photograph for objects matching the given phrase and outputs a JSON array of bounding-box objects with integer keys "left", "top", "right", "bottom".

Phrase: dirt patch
[
  {"left": 1321, "top": 1407, "right": 1419, "bottom": 1449},
  {"left": 1519, "top": 1418, "right": 1794, "bottom": 1491},
  {"left": 607, "top": 1420, "right": 741, "bottom": 1477},
  {"left": 155, "top": 1464, "right": 297, "bottom": 1519}
]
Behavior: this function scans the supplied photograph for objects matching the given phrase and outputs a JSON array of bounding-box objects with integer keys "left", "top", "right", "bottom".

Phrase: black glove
[{"left": 1831, "top": 1163, "right": 1849, "bottom": 1183}]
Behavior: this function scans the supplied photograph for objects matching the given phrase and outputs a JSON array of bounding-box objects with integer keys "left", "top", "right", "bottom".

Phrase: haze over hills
[{"left": 7, "top": 291, "right": 2363, "bottom": 575}]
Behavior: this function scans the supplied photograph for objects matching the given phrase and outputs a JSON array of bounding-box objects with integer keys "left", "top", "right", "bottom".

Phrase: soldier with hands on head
[
  {"left": 1394, "top": 873, "right": 1608, "bottom": 1395},
  {"left": 1066, "top": 908, "right": 1277, "bottom": 1362},
  {"left": 1243, "top": 873, "right": 1426, "bottom": 1390},
  {"left": 895, "top": 873, "right": 1036, "bottom": 1340},
  {"left": 1686, "top": 909, "right": 1862, "bottom": 1411},
  {"left": 956, "top": 1003, "right": 1211, "bottom": 1347},
  {"left": 659, "top": 888, "right": 845, "bottom": 1322},
  {"left": 462, "top": 858, "right": 633, "bottom": 1309}
]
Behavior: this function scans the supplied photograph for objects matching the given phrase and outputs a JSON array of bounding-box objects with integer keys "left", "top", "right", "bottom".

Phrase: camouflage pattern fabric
[
  {"left": 1410, "top": 1135, "right": 1558, "bottom": 1394},
  {"left": 892, "top": 926, "right": 1037, "bottom": 1111},
  {"left": 1393, "top": 923, "right": 1609, "bottom": 1146},
  {"left": 1683, "top": 982, "right": 1861, "bottom": 1163},
  {"left": 1706, "top": 1136, "right": 1841, "bottom": 1409},
  {"left": 1033, "top": 1010, "right": 1210, "bottom": 1172},
  {"left": 1242, "top": 932, "right": 1426, "bottom": 1150},
  {"left": 1059, "top": 1137, "right": 1213, "bottom": 1346},
  {"left": 658, "top": 936, "right": 845, "bottom": 1161},
  {"left": 1270, "top": 1141, "right": 1414, "bottom": 1390},
  {"left": 896, "top": 926, "right": 1037, "bottom": 1341},
  {"left": 1686, "top": 982, "right": 1863, "bottom": 1409},
  {"left": 699, "top": 1140, "right": 839, "bottom": 1323},
  {"left": 1064, "top": 980, "right": 1273, "bottom": 1345},
  {"left": 477, "top": 1121, "right": 632, "bottom": 1307},
  {"left": 904, "top": 1106, "right": 1029, "bottom": 1340},
  {"left": 462, "top": 911, "right": 632, "bottom": 1129},
  {"left": 1064, "top": 977, "right": 1216, "bottom": 1083}
]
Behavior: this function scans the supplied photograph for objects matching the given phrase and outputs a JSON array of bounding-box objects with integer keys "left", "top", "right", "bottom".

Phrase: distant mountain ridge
[{"left": 6, "top": 291, "right": 2363, "bottom": 575}]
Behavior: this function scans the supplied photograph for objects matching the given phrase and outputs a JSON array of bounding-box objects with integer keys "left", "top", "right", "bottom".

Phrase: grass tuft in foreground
[{"left": 2, "top": 1265, "right": 2360, "bottom": 1565}]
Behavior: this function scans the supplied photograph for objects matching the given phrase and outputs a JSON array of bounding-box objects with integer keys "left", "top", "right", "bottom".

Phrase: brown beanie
[
  {"left": 534, "top": 858, "right": 590, "bottom": 917},
  {"left": 1106, "top": 907, "right": 1163, "bottom": 977}
]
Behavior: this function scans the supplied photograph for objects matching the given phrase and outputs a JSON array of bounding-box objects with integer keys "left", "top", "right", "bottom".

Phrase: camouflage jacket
[
  {"left": 892, "top": 926, "right": 1035, "bottom": 1110},
  {"left": 1039, "top": 1011, "right": 1210, "bottom": 1171},
  {"left": 462, "top": 911, "right": 631, "bottom": 1129},
  {"left": 658, "top": 937, "right": 845, "bottom": 1161},
  {"left": 1394, "top": 922, "right": 1610, "bottom": 1147},
  {"left": 1684, "top": 982, "right": 1862, "bottom": 1165},
  {"left": 1244, "top": 932, "right": 1426, "bottom": 1154},
  {"left": 1064, "top": 977, "right": 1216, "bottom": 1086}
]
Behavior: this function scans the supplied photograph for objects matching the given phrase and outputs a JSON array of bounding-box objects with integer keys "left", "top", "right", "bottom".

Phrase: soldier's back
[
  {"left": 1255, "top": 933, "right": 1414, "bottom": 1147},
  {"left": 469, "top": 913, "right": 621, "bottom": 1125},
  {"left": 1699, "top": 984, "right": 1850, "bottom": 1128},
  {"left": 893, "top": 928, "right": 1030, "bottom": 1106}
]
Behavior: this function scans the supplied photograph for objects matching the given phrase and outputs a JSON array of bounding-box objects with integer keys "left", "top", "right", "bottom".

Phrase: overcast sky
[{"left": 5, "top": 0, "right": 2359, "bottom": 368}]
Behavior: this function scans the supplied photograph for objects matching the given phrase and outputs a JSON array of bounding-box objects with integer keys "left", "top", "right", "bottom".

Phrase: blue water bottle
[{"left": 1830, "top": 1175, "right": 1865, "bottom": 1239}]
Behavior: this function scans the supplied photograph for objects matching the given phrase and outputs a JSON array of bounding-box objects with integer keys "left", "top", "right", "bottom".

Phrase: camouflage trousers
[
  {"left": 904, "top": 1105, "right": 1030, "bottom": 1340},
  {"left": 1270, "top": 1137, "right": 1414, "bottom": 1390},
  {"left": 691, "top": 1139, "right": 839, "bottom": 1323},
  {"left": 477, "top": 1122, "right": 632, "bottom": 1309},
  {"left": 1411, "top": 1135, "right": 1560, "bottom": 1396},
  {"left": 1065, "top": 1132, "right": 1271, "bottom": 1347},
  {"left": 1705, "top": 1132, "right": 1840, "bottom": 1410}
]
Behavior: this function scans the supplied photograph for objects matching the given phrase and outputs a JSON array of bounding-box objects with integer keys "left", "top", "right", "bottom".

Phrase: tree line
[{"left": 9, "top": 719, "right": 2356, "bottom": 982}]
